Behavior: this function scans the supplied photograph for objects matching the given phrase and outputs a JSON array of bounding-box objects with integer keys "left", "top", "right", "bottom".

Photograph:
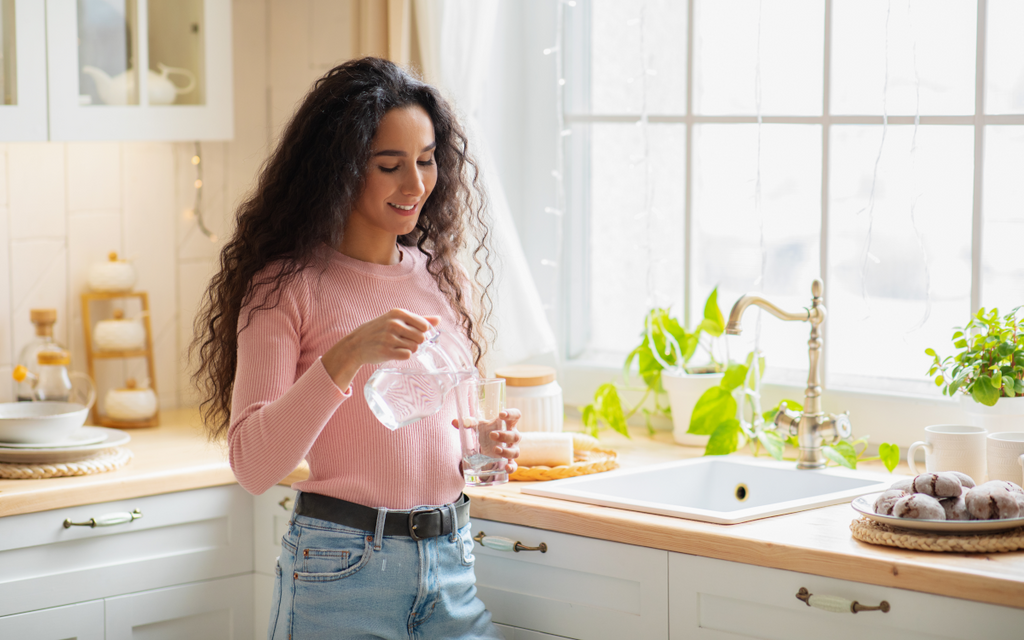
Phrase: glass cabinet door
[
  {"left": 47, "top": 0, "right": 231, "bottom": 141},
  {"left": 0, "top": 0, "right": 48, "bottom": 140}
]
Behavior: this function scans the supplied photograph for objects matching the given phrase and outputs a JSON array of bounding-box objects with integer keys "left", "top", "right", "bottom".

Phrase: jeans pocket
[
  {"left": 293, "top": 531, "right": 374, "bottom": 582},
  {"left": 456, "top": 524, "right": 475, "bottom": 567},
  {"left": 267, "top": 561, "right": 283, "bottom": 640}
]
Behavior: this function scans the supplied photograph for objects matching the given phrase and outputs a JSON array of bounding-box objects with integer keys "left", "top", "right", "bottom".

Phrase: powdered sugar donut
[
  {"left": 940, "top": 494, "right": 971, "bottom": 521},
  {"left": 893, "top": 493, "right": 945, "bottom": 520},
  {"left": 873, "top": 490, "right": 907, "bottom": 516},
  {"left": 911, "top": 472, "right": 963, "bottom": 498},
  {"left": 965, "top": 483, "right": 1022, "bottom": 520}
]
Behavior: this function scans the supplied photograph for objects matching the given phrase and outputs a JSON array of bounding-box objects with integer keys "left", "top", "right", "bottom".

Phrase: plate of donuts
[{"left": 852, "top": 472, "right": 1024, "bottom": 534}]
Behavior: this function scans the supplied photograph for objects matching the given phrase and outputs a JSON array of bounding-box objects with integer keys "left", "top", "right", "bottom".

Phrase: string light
[{"left": 186, "top": 141, "right": 218, "bottom": 244}]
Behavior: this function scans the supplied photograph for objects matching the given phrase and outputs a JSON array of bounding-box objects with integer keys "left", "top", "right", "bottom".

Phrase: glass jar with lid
[
  {"left": 15, "top": 309, "right": 65, "bottom": 401},
  {"left": 494, "top": 365, "right": 563, "bottom": 433}
]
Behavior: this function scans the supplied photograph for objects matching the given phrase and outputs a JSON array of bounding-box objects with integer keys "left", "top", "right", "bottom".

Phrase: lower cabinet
[{"left": 0, "top": 600, "right": 105, "bottom": 640}]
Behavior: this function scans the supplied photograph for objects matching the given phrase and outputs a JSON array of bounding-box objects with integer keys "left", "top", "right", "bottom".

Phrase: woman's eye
[
  {"left": 379, "top": 165, "right": 400, "bottom": 173},
  {"left": 417, "top": 158, "right": 435, "bottom": 167}
]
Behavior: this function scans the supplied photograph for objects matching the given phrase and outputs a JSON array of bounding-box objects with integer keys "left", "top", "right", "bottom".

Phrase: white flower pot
[
  {"left": 960, "top": 395, "right": 1024, "bottom": 433},
  {"left": 661, "top": 369, "right": 725, "bottom": 447}
]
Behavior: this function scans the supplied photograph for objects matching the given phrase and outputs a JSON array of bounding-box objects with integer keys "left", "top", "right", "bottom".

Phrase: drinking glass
[{"left": 454, "top": 377, "right": 508, "bottom": 486}]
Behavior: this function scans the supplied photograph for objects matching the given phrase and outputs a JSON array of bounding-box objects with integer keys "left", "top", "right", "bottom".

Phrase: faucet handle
[
  {"left": 773, "top": 401, "right": 802, "bottom": 436},
  {"left": 831, "top": 411, "right": 852, "bottom": 440}
]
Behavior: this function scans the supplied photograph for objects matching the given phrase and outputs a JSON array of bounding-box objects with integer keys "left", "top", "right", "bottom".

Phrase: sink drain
[{"left": 735, "top": 483, "right": 749, "bottom": 502}]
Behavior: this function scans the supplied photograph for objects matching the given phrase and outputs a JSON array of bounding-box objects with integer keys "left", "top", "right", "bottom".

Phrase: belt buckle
[{"left": 408, "top": 507, "right": 438, "bottom": 541}]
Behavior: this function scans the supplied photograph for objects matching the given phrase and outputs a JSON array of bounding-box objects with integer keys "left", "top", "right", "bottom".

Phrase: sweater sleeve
[{"left": 227, "top": 272, "right": 351, "bottom": 495}]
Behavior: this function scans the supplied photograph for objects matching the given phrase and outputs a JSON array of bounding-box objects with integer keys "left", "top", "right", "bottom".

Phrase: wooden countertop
[{"left": 3, "top": 410, "right": 1022, "bottom": 610}]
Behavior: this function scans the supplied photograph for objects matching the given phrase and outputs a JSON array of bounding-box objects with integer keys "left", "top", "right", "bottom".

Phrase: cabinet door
[
  {"left": 472, "top": 518, "right": 668, "bottom": 640},
  {"left": 45, "top": 0, "right": 233, "bottom": 141},
  {"left": 106, "top": 573, "right": 254, "bottom": 640},
  {"left": 0, "top": 0, "right": 48, "bottom": 139},
  {"left": 253, "top": 485, "right": 295, "bottom": 576},
  {"left": 670, "top": 553, "right": 1024, "bottom": 640},
  {"left": 0, "top": 600, "right": 104, "bottom": 639},
  {"left": 495, "top": 624, "right": 577, "bottom": 640},
  {"left": 0, "top": 484, "right": 253, "bottom": 617}
]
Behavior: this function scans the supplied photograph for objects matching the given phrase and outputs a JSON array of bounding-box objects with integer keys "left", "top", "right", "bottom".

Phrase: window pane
[
  {"left": 985, "top": 0, "right": 1024, "bottom": 114},
  {"left": 694, "top": 0, "right": 824, "bottom": 116},
  {"left": 828, "top": 125, "right": 973, "bottom": 385},
  {"left": 590, "top": 0, "right": 687, "bottom": 115},
  {"left": 588, "top": 123, "right": 686, "bottom": 354},
  {"left": 148, "top": 0, "right": 205, "bottom": 105},
  {"left": 831, "top": 0, "right": 976, "bottom": 116},
  {"left": 982, "top": 126, "right": 1024, "bottom": 311},
  {"left": 1, "top": 0, "right": 15, "bottom": 105},
  {"left": 692, "top": 124, "right": 821, "bottom": 374}
]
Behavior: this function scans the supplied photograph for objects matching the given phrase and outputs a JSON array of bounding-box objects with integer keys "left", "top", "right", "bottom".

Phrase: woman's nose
[{"left": 402, "top": 168, "right": 426, "bottom": 197}]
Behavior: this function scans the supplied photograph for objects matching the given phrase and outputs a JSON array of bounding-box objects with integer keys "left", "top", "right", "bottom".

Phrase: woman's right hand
[{"left": 321, "top": 309, "right": 440, "bottom": 390}]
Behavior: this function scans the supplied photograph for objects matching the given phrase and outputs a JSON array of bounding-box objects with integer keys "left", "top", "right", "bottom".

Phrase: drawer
[
  {"left": 0, "top": 485, "right": 253, "bottom": 617},
  {"left": 0, "top": 600, "right": 104, "bottom": 640},
  {"left": 253, "top": 485, "right": 296, "bottom": 575},
  {"left": 670, "top": 553, "right": 1024, "bottom": 640},
  {"left": 472, "top": 518, "right": 668, "bottom": 640}
]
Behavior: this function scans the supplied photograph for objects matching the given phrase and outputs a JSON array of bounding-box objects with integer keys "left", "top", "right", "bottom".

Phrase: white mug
[
  {"left": 907, "top": 424, "right": 987, "bottom": 483},
  {"left": 986, "top": 432, "right": 1024, "bottom": 485}
]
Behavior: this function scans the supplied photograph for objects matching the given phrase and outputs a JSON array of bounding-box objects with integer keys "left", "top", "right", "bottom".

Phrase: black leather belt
[{"left": 294, "top": 491, "right": 471, "bottom": 541}]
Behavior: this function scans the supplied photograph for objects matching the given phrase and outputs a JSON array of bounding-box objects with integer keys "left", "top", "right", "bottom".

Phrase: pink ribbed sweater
[{"left": 228, "top": 245, "right": 467, "bottom": 509}]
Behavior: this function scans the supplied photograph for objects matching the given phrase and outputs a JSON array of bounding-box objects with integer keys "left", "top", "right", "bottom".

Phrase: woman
[{"left": 192, "top": 57, "right": 520, "bottom": 639}]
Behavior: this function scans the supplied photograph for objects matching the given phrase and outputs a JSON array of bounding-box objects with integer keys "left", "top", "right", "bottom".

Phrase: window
[{"left": 564, "top": 0, "right": 1024, "bottom": 396}]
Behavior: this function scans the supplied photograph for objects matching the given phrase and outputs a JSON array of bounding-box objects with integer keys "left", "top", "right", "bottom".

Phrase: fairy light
[{"left": 187, "top": 141, "right": 218, "bottom": 243}]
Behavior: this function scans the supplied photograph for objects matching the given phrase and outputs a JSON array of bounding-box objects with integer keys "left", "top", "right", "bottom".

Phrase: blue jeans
[{"left": 268, "top": 500, "right": 503, "bottom": 639}]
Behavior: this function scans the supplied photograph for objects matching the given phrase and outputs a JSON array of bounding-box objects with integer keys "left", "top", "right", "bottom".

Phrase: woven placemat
[
  {"left": 0, "top": 447, "right": 133, "bottom": 479},
  {"left": 851, "top": 517, "right": 1024, "bottom": 553},
  {"left": 510, "top": 447, "right": 619, "bottom": 481}
]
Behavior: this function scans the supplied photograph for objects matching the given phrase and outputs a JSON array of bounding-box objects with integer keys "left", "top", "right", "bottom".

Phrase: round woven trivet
[
  {"left": 510, "top": 447, "right": 618, "bottom": 481},
  {"left": 0, "top": 447, "right": 133, "bottom": 479},
  {"left": 850, "top": 517, "right": 1024, "bottom": 553}
]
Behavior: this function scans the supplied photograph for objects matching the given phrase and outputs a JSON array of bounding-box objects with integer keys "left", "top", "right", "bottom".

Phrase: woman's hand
[
  {"left": 321, "top": 308, "right": 440, "bottom": 390},
  {"left": 493, "top": 408, "right": 523, "bottom": 473}
]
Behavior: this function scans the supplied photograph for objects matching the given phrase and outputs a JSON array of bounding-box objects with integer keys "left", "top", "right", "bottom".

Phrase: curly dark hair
[{"left": 190, "top": 57, "right": 495, "bottom": 440}]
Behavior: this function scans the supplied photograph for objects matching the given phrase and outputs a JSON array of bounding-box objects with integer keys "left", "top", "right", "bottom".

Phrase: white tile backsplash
[
  {"left": 8, "top": 143, "right": 66, "bottom": 240},
  {"left": 10, "top": 238, "right": 68, "bottom": 365},
  {"left": 67, "top": 143, "right": 121, "bottom": 212}
]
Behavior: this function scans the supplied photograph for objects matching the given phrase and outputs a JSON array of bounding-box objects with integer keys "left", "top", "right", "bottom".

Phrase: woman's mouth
[{"left": 388, "top": 202, "right": 419, "bottom": 216}]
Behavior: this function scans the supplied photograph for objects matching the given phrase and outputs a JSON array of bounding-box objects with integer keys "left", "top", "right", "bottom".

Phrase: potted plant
[
  {"left": 580, "top": 289, "right": 729, "bottom": 441},
  {"left": 927, "top": 306, "right": 1024, "bottom": 432}
]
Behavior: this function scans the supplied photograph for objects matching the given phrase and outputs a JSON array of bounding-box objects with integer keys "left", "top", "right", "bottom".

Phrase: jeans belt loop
[
  {"left": 445, "top": 502, "right": 457, "bottom": 537},
  {"left": 373, "top": 507, "right": 388, "bottom": 551}
]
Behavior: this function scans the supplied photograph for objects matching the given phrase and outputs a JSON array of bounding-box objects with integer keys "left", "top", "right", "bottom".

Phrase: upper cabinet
[
  {"left": 0, "top": 0, "right": 48, "bottom": 140},
  {"left": 1, "top": 0, "right": 232, "bottom": 142}
]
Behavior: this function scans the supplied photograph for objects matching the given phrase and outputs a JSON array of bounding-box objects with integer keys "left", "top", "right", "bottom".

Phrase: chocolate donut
[
  {"left": 911, "top": 472, "right": 963, "bottom": 498},
  {"left": 965, "top": 483, "right": 1022, "bottom": 520},
  {"left": 940, "top": 494, "right": 971, "bottom": 521},
  {"left": 948, "top": 471, "right": 976, "bottom": 490},
  {"left": 873, "top": 490, "right": 908, "bottom": 516},
  {"left": 893, "top": 493, "right": 946, "bottom": 520},
  {"left": 889, "top": 478, "right": 914, "bottom": 493}
]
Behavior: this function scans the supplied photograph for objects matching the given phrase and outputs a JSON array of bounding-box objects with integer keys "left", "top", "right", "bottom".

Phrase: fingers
[
  {"left": 388, "top": 308, "right": 434, "bottom": 334},
  {"left": 490, "top": 426, "right": 521, "bottom": 459}
]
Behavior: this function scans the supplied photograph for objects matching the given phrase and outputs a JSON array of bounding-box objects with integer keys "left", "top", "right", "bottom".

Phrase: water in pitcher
[{"left": 364, "top": 367, "right": 477, "bottom": 431}]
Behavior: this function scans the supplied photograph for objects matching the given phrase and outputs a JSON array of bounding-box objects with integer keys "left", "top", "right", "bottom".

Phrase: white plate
[
  {"left": 0, "top": 427, "right": 131, "bottom": 464},
  {"left": 0, "top": 426, "right": 109, "bottom": 448},
  {"left": 852, "top": 492, "right": 1024, "bottom": 534}
]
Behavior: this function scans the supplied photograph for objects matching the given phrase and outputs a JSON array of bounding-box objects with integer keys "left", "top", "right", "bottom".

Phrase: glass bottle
[{"left": 16, "top": 309, "right": 65, "bottom": 401}]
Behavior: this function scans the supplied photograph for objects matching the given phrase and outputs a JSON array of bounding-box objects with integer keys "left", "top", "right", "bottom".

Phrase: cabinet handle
[
  {"left": 473, "top": 530, "right": 547, "bottom": 553},
  {"left": 279, "top": 496, "right": 293, "bottom": 511},
  {"left": 796, "top": 587, "right": 890, "bottom": 614},
  {"left": 63, "top": 509, "right": 142, "bottom": 529}
]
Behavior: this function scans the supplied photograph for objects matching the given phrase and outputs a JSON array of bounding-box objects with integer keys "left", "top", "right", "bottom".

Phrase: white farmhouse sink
[{"left": 521, "top": 455, "right": 895, "bottom": 525}]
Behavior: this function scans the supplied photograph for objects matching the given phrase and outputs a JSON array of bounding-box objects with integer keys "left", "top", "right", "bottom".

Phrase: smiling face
[{"left": 343, "top": 105, "right": 438, "bottom": 262}]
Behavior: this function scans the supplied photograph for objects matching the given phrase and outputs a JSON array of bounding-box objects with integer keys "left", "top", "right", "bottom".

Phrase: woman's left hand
[{"left": 492, "top": 408, "right": 522, "bottom": 473}]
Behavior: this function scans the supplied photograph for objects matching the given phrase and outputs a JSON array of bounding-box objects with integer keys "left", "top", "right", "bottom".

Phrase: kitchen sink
[{"left": 521, "top": 455, "right": 895, "bottom": 525}]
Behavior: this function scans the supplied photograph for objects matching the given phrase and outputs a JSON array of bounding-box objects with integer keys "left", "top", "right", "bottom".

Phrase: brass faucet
[{"left": 724, "top": 279, "right": 851, "bottom": 470}]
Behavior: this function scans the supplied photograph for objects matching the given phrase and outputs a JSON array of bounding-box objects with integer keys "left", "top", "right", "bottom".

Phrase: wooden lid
[
  {"left": 494, "top": 365, "right": 556, "bottom": 387},
  {"left": 30, "top": 309, "right": 57, "bottom": 324}
]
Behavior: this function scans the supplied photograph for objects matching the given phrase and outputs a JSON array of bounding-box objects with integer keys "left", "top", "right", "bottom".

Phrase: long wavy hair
[{"left": 191, "top": 57, "right": 495, "bottom": 440}]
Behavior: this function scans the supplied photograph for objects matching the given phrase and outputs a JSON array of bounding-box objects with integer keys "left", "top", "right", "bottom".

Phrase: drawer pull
[
  {"left": 63, "top": 509, "right": 143, "bottom": 529},
  {"left": 473, "top": 531, "right": 547, "bottom": 553},
  {"left": 796, "top": 587, "right": 890, "bottom": 614},
  {"left": 279, "top": 496, "right": 293, "bottom": 511}
]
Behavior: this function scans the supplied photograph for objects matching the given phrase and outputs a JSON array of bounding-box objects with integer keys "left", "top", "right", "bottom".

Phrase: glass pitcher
[
  {"left": 12, "top": 349, "right": 97, "bottom": 410},
  {"left": 364, "top": 327, "right": 478, "bottom": 430}
]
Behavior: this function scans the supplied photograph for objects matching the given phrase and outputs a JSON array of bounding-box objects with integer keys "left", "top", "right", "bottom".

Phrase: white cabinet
[
  {"left": 0, "top": 485, "right": 254, "bottom": 638},
  {"left": 0, "top": 0, "right": 48, "bottom": 140},
  {"left": 472, "top": 518, "right": 670, "bottom": 640},
  {"left": 669, "top": 553, "right": 1024, "bottom": 640},
  {"left": 0, "top": 600, "right": 104, "bottom": 639},
  {"left": 252, "top": 484, "right": 296, "bottom": 639}
]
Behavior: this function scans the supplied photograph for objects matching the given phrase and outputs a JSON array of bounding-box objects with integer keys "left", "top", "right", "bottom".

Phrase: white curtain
[{"left": 416, "top": 0, "right": 558, "bottom": 374}]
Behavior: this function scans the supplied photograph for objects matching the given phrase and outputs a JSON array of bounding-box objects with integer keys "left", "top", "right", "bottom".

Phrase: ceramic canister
[
  {"left": 494, "top": 365, "right": 563, "bottom": 432},
  {"left": 93, "top": 309, "right": 146, "bottom": 351},
  {"left": 105, "top": 379, "right": 158, "bottom": 421},
  {"left": 88, "top": 251, "right": 136, "bottom": 292}
]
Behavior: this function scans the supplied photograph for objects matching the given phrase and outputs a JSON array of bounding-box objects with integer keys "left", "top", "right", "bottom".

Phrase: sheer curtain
[{"left": 415, "top": 0, "right": 558, "bottom": 374}]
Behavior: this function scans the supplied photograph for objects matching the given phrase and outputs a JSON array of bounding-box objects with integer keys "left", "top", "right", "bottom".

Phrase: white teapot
[
  {"left": 81, "top": 63, "right": 196, "bottom": 106},
  {"left": 93, "top": 309, "right": 147, "bottom": 352},
  {"left": 88, "top": 252, "right": 136, "bottom": 292}
]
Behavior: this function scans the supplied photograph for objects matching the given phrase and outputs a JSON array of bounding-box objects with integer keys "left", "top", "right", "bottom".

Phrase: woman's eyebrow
[{"left": 372, "top": 142, "right": 437, "bottom": 158}]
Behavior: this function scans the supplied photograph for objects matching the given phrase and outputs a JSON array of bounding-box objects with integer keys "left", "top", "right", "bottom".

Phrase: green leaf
[
  {"left": 744, "top": 351, "right": 767, "bottom": 378},
  {"left": 688, "top": 387, "right": 737, "bottom": 435},
  {"left": 925, "top": 348, "right": 937, "bottom": 357},
  {"left": 704, "top": 418, "right": 741, "bottom": 456},
  {"left": 757, "top": 430, "right": 785, "bottom": 461},
  {"left": 593, "top": 383, "right": 630, "bottom": 438},
  {"left": 934, "top": 375, "right": 944, "bottom": 387},
  {"left": 701, "top": 288, "right": 726, "bottom": 337},
  {"left": 971, "top": 375, "right": 1001, "bottom": 407},
  {"left": 636, "top": 344, "right": 663, "bottom": 391},
  {"left": 580, "top": 404, "right": 598, "bottom": 438},
  {"left": 878, "top": 443, "right": 900, "bottom": 472},
  {"left": 720, "top": 363, "right": 749, "bottom": 392},
  {"left": 822, "top": 444, "right": 856, "bottom": 469},
  {"left": 954, "top": 339, "right": 968, "bottom": 349}
]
